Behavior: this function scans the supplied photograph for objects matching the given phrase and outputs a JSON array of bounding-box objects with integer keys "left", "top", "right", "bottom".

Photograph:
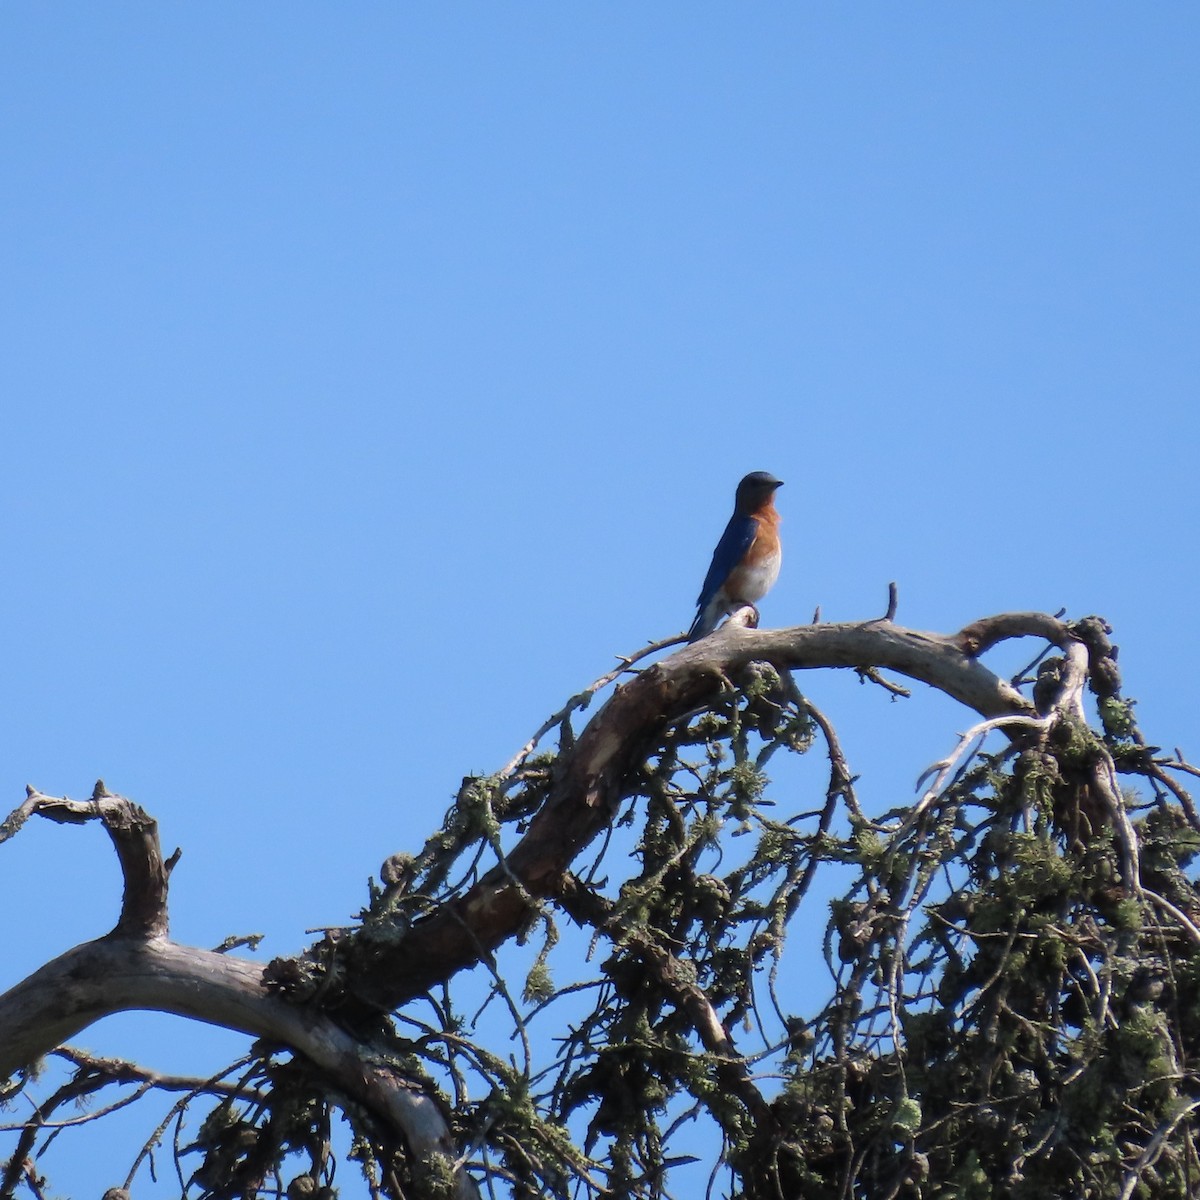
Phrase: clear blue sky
[{"left": 2, "top": 5, "right": 1198, "bottom": 1194}]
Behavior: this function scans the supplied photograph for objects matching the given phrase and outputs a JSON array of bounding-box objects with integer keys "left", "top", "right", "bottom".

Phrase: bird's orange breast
[{"left": 724, "top": 510, "right": 782, "bottom": 605}]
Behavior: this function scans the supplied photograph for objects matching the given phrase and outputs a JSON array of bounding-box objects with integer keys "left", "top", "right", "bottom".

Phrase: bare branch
[
  {"left": 498, "top": 633, "right": 684, "bottom": 780},
  {"left": 855, "top": 667, "right": 912, "bottom": 699},
  {"left": 0, "top": 936, "right": 477, "bottom": 1198},
  {"left": 346, "top": 614, "right": 1052, "bottom": 1011},
  {"left": 910, "top": 714, "right": 1052, "bottom": 824},
  {"left": 955, "top": 611, "right": 1077, "bottom": 658},
  {"left": 883, "top": 581, "right": 898, "bottom": 622},
  {"left": 1, "top": 786, "right": 170, "bottom": 938}
]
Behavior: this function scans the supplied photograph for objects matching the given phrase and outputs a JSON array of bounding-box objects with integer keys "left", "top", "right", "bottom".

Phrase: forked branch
[{"left": 0, "top": 787, "right": 478, "bottom": 1200}]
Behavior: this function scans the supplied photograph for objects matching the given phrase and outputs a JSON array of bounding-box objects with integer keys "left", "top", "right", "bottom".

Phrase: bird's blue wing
[{"left": 696, "top": 513, "right": 757, "bottom": 609}]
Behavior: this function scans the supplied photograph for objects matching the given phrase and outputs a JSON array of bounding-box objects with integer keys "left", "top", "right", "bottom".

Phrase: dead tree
[{"left": 3, "top": 603, "right": 1199, "bottom": 1198}]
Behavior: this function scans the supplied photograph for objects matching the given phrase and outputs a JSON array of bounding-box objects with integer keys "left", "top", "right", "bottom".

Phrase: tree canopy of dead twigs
[{"left": 2, "top": 607, "right": 1199, "bottom": 1200}]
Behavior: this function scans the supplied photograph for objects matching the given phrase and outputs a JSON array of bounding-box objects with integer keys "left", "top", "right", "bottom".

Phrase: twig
[
  {"left": 794, "top": 691, "right": 864, "bottom": 822},
  {"left": 497, "top": 634, "right": 682, "bottom": 780},
  {"left": 1118, "top": 1099, "right": 1200, "bottom": 1200},
  {"left": 1146, "top": 759, "right": 1200, "bottom": 832},
  {"left": 1159, "top": 756, "right": 1200, "bottom": 781},
  {"left": 1088, "top": 751, "right": 1143, "bottom": 892},
  {"left": 1, "top": 786, "right": 170, "bottom": 938},
  {"left": 856, "top": 667, "right": 912, "bottom": 699},
  {"left": 212, "top": 934, "right": 265, "bottom": 955},
  {"left": 908, "top": 715, "right": 1051, "bottom": 826},
  {"left": 884, "top": 582, "right": 898, "bottom": 622},
  {"left": 1142, "top": 891, "right": 1200, "bottom": 948}
]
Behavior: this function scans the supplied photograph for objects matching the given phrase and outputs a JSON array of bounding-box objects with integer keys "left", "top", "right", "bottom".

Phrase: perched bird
[{"left": 687, "top": 471, "right": 784, "bottom": 642}]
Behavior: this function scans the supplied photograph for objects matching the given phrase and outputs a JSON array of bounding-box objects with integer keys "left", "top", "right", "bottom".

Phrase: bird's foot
[{"left": 725, "top": 604, "right": 761, "bottom": 632}]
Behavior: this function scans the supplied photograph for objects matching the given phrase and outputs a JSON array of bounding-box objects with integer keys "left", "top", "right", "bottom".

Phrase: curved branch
[
  {"left": 0, "top": 788, "right": 479, "bottom": 1200},
  {"left": 0, "top": 786, "right": 169, "bottom": 938},
  {"left": 954, "top": 611, "right": 1076, "bottom": 658},
  {"left": 0, "top": 935, "right": 476, "bottom": 1198},
  {"left": 348, "top": 614, "right": 1062, "bottom": 1010}
]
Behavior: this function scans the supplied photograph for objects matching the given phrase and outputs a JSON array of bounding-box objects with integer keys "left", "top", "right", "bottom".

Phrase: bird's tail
[{"left": 687, "top": 608, "right": 716, "bottom": 643}]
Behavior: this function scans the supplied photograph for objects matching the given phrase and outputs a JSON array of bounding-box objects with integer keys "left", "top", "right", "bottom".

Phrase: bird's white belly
[{"left": 726, "top": 553, "right": 781, "bottom": 605}]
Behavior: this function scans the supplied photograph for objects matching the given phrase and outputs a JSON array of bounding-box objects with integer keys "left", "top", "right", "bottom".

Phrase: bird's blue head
[{"left": 735, "top": 471, "right": 784, "bottom": 512}]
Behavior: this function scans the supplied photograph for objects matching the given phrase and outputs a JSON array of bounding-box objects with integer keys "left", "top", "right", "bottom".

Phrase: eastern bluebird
[{"left": 687, "top": 471, "right": 784, "bottom": 642}]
